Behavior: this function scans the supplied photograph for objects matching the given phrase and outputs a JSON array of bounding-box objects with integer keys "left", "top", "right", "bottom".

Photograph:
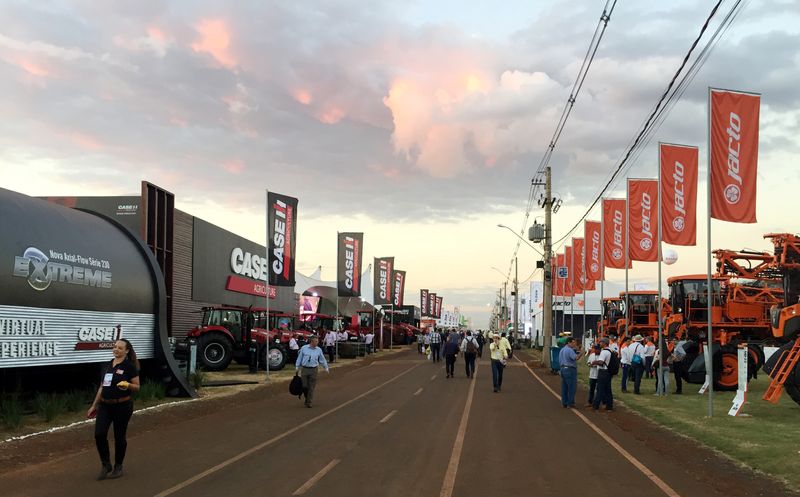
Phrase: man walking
[
  {"left": 558, "top": 338, "right": 582, "bottom": 408},
  {"left": 461, "top": 331, "right": 479, "bottom": 378},
  {"left": 629, "top": 335, "right": 647, "bottom": 395},
  {"left": 489, "top": 333, "right": 508, "bottom": 392},
  {"left": 591, "top": 338, "right": 614, "bottom": 411},
  {"left": 443, "top": 334, "right": 460, "bottom": 378},
  {"left": 429, "top": 328, "right": 442, "bottom": 363},
  {"left": 323, "top": 328, "right": 337, "bottom": 363},
  {"left": 476, "top": 331, "right": 485, "bottom": 358},
  {"left": 295, "top": 336, "right": 329, "bottom": 408}
]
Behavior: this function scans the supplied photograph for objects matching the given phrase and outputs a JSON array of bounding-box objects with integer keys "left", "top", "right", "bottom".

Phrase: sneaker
[
  {"left": 97, "top": 463, "right": 112, "bottom": 481},
  {"left": 107, "top": 465, "right": 123, "bottom": 479}
]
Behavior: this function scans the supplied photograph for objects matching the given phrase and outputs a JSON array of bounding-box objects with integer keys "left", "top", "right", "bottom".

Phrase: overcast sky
[{"left": 2, "top": 0, "right": 800, "bottom": 328}]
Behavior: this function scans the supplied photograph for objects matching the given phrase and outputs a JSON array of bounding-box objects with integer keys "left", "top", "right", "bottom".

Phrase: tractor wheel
[
  {"left": 713, "top": 345, "right": 739, "bottom": 391},
  {"left": 259, "top": 343, "right": 288, "bottom": 371},
  {"left": 763, "top": 341, "right": 794, "bottom": 377},
  {"left": 785, "top": 382, "right": 800, "bottom": 406},
  {"left": 198, "top": 334, "right": 233, "bottom": 371},
  {"left": 747, "top": 345, "right": 765, "bottom": 379}
]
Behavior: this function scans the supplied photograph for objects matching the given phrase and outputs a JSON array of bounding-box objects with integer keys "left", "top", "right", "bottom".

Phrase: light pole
[{"left": 490, "top": 266, "right": 509, "bottom": 330}]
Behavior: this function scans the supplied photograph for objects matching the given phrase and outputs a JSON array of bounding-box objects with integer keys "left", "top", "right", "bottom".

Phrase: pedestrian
[
  {"left": 288, "top": 333, "right": 300, "bottom": 362},
  {"left": 558, "top": 338, "right": 582, "bottom": 408},
  {"left": 443, "top": 334, "right": 460, "bottom": 378},
  {"left": 337, "top": 328, "right": 348, "bottom": 342},
  {"left": 476, "top": 331, "right": 485, "bottom": 358},
  {"left": 644, "top": 337, "right": 656, "bottom": 379},
  {"left": 671, "top": 339, "right": 688, "bottom": 394},
  {"left": 364, "top": 330, "right": 374, "bottom": 354},
  {"left": 629, "top": 334, "right": 647, "bottom": 394},
  {"left": 619, "top": 337, "right": 632, "bottom": 393},
  {"left": 489, "top": 333, "right": 508, "bottom": 392},
  {"left": 418, "top": 333, "right": 425, "bottom": 354},
  {"left": 654, "top": 340, "right": 673, "bottom": 396},
  {"left": 323, "top": 328, "right": 337, "bottom": 363},
  {"left": 500, "top": 333, "right": 512, "bottom": 360},
  {"left": 591, "top": 338, "right": 614, "bottom": 411},
  {"left": 608, "top": 336, "right": 620, "bottom": 355},
  {"left": 88, "top": 339, "right": 140, "bottom": 480},
  {"left": 461, "top": 331, "right": 479, "bottom": 378},
  {"left": 587, "top": 343, "right": 601, "bottom": 405},
  {"left": 429, "top": 327, "right": 442, "bottom": 363},
  {"left": 295, "top": 335, "right": 329, "bottom": 408}
]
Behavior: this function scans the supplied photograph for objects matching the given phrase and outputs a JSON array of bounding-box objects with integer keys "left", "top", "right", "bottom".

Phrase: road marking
[
  {"left": 380, "top": 410, "right": 397, "bottom": 423},
  {"left": 431, "top": 375, "right": 437, "bottom": 380},
  {"left": 414, "top": 387, "right": 423, "bottom": 396},
  {"left": 153, "top": 363, "right": 421, "bottom": 497},
  {"left": 292, "top": 459, "right": 340, "bottom": 495},
  {"left": 438, "top": 369, "right": 477, "bottom": 497},
  {"left": 515, "top": 357, "right": 681, "bottom": 497}
]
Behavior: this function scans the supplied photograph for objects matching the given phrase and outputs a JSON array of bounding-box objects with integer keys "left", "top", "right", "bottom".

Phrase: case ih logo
[
  {"left": 75, "top": 325, "right": 122, "bottom": 350},
  {"left": 271, "top": 199, "right": 293, "bottom": 279},
  {"left": 724, "top": 111, "right": 744, "bottom": 205},
  {"left": 343, "top": 236, "right": 359, "bottom": 290},
  {"left": 378, "top": 260, "right": 391, "bottom": 300},
  {"left": 13, "top": 247, "right": 112, "bottom": 291}
]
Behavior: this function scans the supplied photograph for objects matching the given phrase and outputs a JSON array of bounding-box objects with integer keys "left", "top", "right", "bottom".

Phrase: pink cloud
[
  {"left": 293, "top": 89, "right": 313, "bottom": 105},
  {"left": 66, "top": 132, "right": 104, "bottom": 151},
  {"left": 191, "top": 19, "right": 237, "bottom": 68},
  {"left": 317, "top": 106, "right": 345, "bottom": 124},
  {"left": 222, "top": 159, "right": 245, "bottom": 174}
]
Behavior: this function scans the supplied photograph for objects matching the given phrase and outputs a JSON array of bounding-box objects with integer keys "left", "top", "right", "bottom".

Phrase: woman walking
[
  {"left": 88, "top": 339, "right": 140, "bottom": 480},
  {"left": 443, "top": 333, "right": 460, "bottom": 378},
  {"left": 489, "top": 333, "right": 508, "bottom": 392}
]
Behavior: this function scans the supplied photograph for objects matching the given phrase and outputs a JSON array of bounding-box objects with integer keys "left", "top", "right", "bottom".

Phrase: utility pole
[
  {"left": 513, "top": 257, "right": 519, "bottom": 340},
  {"left": 542, "top": 166, "right": 554, "bottom": 367},
  {"left": 503, "top": 281, "right": 508, "bottom": 330}
]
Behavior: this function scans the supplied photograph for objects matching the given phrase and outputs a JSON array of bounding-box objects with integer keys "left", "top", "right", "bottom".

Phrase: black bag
[
  {"left": 289, "top": 374, "right": 304, "bottom": 398},
  {"left": 606, "top": 349, "right": 620, "bottom": 376},
  {"left": 466, "top": 338, "right": 478, "bottom": 354}
]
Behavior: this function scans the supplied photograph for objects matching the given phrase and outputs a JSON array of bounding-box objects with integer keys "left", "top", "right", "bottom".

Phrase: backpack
[
  {"left": 466, "top": 338, "right": 478, "bottom": 354},
  {"left": 605, "top": 349, "right": 621, "bottom": 376},
  {"left": 630, "top": 344, "right": 644, "bottom": 366},
  {"left": 289, "top": 374, "right": 304, "bottom": 398}
]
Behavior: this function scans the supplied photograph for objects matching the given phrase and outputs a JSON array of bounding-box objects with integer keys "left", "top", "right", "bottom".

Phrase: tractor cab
[
  {"left": 667, "top": 276, "right": 724, "bottom": 325},
  {"left": 599, "top": 297, "right": 623, "bottom": 338}
]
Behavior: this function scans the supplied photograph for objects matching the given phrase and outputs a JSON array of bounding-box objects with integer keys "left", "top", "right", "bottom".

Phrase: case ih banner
[
  {"left": 572, "top": 238, "right": 585, "bottom": 294},
  {"left": 429, "top": 292, "right": 437, "bottom": 318},
  {"left": 660, "top": 143, "right": 698, "bottom": 246},
  {"left": 709, "top": 88, "right": 760, "bottom": 224},
  {"left": 602, "top": 198, "right": 628, "bottom": 269},
  {"left": 267, "top": 192, "right": 298, "bottom": 286},
  {"left": 584, "top": 221, "right": 603, "bottom": 281},
  {"left": 392, "top": 270, "right": 406, "bottom": 307},
  {"left": 373, "top": 257, "right": 394, "bottom": 305},
  {"left": 420, "top": 289, "right": 429, "bottom": 316},
  {"left": 627, "top": 179, "right": 659, "bottom": 262},
  {"left": 337, "top": 232, "right": 364, "bottom": 297},
  {"left": 435, "top": 297, "right": 443, "bottom": 318}
]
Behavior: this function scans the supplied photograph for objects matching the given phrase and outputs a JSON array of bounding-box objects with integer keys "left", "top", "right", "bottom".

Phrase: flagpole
[
  {"left": 600, "top": 206, "right": 605, "bottom": 339},
  {"left": 705, "top": 89, "right": 714, "bottom": 416},
  {"left": 336, "top": 232, "right": 340, "bottom": 363},
  {"left": 657, "top": 146, "right": 665, "bottom": 396},
  {"left": 582, "top": 239, "right": 586, "bottom": 342},
  {"left": 625, "top": 182, "right": 630, "bottom": 342},
  {"left": 265, "top": 189, "right": 270, "bottom": 381}
]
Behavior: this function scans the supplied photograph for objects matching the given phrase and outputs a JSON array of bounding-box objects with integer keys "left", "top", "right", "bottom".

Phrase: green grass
[
  {"left": 189, "top": 371, "right": 206, "bottom": 391},
  {"left": 34, "top": 393, "right": 66, "bottom": 422},
  {"left": 136, "top": 380, "right": 167, "bottom": 402},
  {"left": 577, "top": 362, "right": 800, "bottom": 492},
  {"left": 0, "top": 395, "right": 24, "bottom": 430}
]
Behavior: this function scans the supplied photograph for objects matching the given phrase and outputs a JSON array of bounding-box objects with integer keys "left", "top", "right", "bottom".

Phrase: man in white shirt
[
  {"left": 619, "top": 338, "right": 632, "bottom": 393},
  {"left": 364, "top": 330, "right": 374, "bottom": 354},
  {"left": 628, "top": 335, "right": 647, "bottom": 394},
  {"left": 586, "top": 343, "right": 601, "bottom": 405},
  {"left": 323, "top": 329, "right": 337, "bottom": 363},
  {"left": 590, "top": 338, "right": 613, "bottom": 411},
  {"left": 644, "top": 338, "right": 656, "bottom": 379},
  {"left": 337, "top": 330, "right": 348, "bottom": 342}
]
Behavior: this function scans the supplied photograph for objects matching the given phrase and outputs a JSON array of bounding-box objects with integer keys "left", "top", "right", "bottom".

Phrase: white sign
[
  {"left": 0, "top": 305, "right": 154, "bottom": 369},
  {"left": 728, "top": 347, "right": 748, "bottom": 416}
]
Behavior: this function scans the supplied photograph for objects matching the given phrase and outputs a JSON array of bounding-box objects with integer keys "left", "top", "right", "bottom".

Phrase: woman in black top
[{"left": 87, "top": 339, "right": 140, "bottom": 480}]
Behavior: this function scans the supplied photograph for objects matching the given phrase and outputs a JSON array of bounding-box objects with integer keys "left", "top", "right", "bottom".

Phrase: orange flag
[
  {"left": 573, "top": 237, "right": 585, "bottom": 294},
  {"left": 709, "top": 88, "right": 760, "bottom": 223},
  {"left": 628, "top": 179, "right": 659, "bottom": 262},
  {"left": 660, "top": 143, "right": 698, "bottom": 246},
  {"left": 584, "top": 220, "right": 603, "bottom": 281},
  {"left": 602, "top": 198, "right": 627, "bottom": 269}
]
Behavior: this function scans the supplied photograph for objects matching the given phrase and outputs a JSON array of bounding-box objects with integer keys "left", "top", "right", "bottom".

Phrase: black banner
[
  {"left": 436, "top": 296, "right": 443, "bottom": 318},
  {"left": 420, "top": 289, "right": 429, "bottom": 316},
  {"left": 337, "top": 232, "right": 363, "bottom": 297},
  {"left": 267, "top": 192, "right": 298, "bottom": 287},
  {"left": 429, "top": 292, "right": 437, "bottom": 318},
  {"left": 392, "top": 270, "right": 406, "bottom": 307},
  {"left": 373, "top": 257, "right": 394, "bottom": 305}
]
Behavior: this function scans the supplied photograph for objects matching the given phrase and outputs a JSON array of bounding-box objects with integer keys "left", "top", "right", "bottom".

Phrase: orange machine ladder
[{"left": 763, "top": 336, "right": 800, "bottom": 403}]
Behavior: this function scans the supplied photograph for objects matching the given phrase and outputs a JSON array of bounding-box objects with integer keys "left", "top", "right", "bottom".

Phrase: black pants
[
  {"left": 431, "top": 343, "right": 441, "bottom": 362},
  {"left": 645, "top": 356, "right": 654, "bottom": 378},
  {"left": 631, "top": 364, "right": 645, "bottom": 393},
  {"left": 445, "top": 354, "right": 456, "bottom": 376},
  {"left": 673, "top": 361, "right": 685, "bottom": 393},
  {"left": 593, "top": 370, "right": 613, "bottom": 409},
  {"left": 95, "top": 401, "right": 134, "bottom": 466},
  {"left": 326, "top": 345, "right": 335, "bottom": 363},
  {"left": 464, "top": 352, "right": 476, "bottom": 377},
  {"left": 588, "top": 377, "right": 598, "bottom": 404}
]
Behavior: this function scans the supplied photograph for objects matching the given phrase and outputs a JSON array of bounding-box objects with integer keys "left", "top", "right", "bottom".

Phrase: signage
[
  {"left": 267, "top": 192, "right": 299, "bottom": 286},
  {"left": 337, "top": 232, "right": 364, "bottom": 297},
  {"left": 373, "top": 257, "right": 394, "bottom": 305},
  {"left": 392, "top": 270, "right": 406, "bottom": 307},
  {"left": 225, "top": 275, "right": 277, "bottom": 299}
]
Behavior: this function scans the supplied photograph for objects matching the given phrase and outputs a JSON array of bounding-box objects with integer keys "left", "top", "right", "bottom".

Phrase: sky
[{"left": 2, "top": 0, "right": 800, "bottom": 328}]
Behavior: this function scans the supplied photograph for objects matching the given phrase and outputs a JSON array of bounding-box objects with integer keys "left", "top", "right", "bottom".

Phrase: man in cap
[
  {"left": 629, "top": 334, "right": 647, "bottom": 395},
  {"left": 295, "top": 335, "right": 329, "bottom": 408}
]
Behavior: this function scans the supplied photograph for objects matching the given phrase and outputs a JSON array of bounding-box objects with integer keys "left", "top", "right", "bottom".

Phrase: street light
[{"left": 496, "top": 224, "right": 543, "bottom": 256}]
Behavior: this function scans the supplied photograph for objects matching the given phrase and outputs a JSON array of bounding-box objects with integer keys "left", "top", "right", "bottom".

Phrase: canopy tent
[{"left": 294, "top": 264, "right": 376, "bottom": 316}]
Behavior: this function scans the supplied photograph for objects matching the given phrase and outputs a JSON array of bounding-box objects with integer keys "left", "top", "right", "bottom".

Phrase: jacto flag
[
  {"left": 573, "top": 237, "right": 585, "bottom": 294},
  {"left": 556, "top": 253, "right": 566, "bottom": 297},
  {"left": 337, "top": 232, "right": 363, "bottom": 297},
  {"left": 628, "top": 179, "right": 659, "bottom": 262},
  {"left": 373, "top": 257, "right": 394, "bottom": 305},
  {"left": 585, "top": 278, "right": 596, "bottom": 291},
  {"left": 267, "top": 192, "right": 298, "bottom": 286},
  {"left": 392, "top": 270, "right": 406, "bottom": 307},
  {"left": 602, "top": 198, "right": 627, "bottom": 269},
  {"left": 584, "top": 220, "right": 603, "bottom": 281},
  {"left": 710, "top": 88, "right": 760, "bottom": 223},
  {"left": 429, "top": 292, "right": 437, "bottom": 318},
  {"left": 420, "top": 289, "right": 429, "bottom": 316},
  {"left": 565, "top": 246, "right": 574, "bottom": 297},
  {"left": 660, "top": 143, "right": 699, "bottom": 245}
]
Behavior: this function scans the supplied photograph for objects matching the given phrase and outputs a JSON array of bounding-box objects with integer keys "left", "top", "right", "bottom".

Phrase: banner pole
[
  {"left": 657, "top": 146, "right": 665, "bottom": 395},
  {"left": 600, "top": 204, "right": 605, "bottom": 339},
  {"left": 265, "top": 189, "right": 270, "bottom": 382},
  {"left": 390, "top": 304, "right": 394, "bottom": 350},
  {"left": 705, "top": 89, "right": 714, "bottom": 416},
  {"left": 625, "top": 183, "right": 630, "bottom": 342},
  {"left": 336, "top": 232, "right": 340, "bottom": 362}
]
